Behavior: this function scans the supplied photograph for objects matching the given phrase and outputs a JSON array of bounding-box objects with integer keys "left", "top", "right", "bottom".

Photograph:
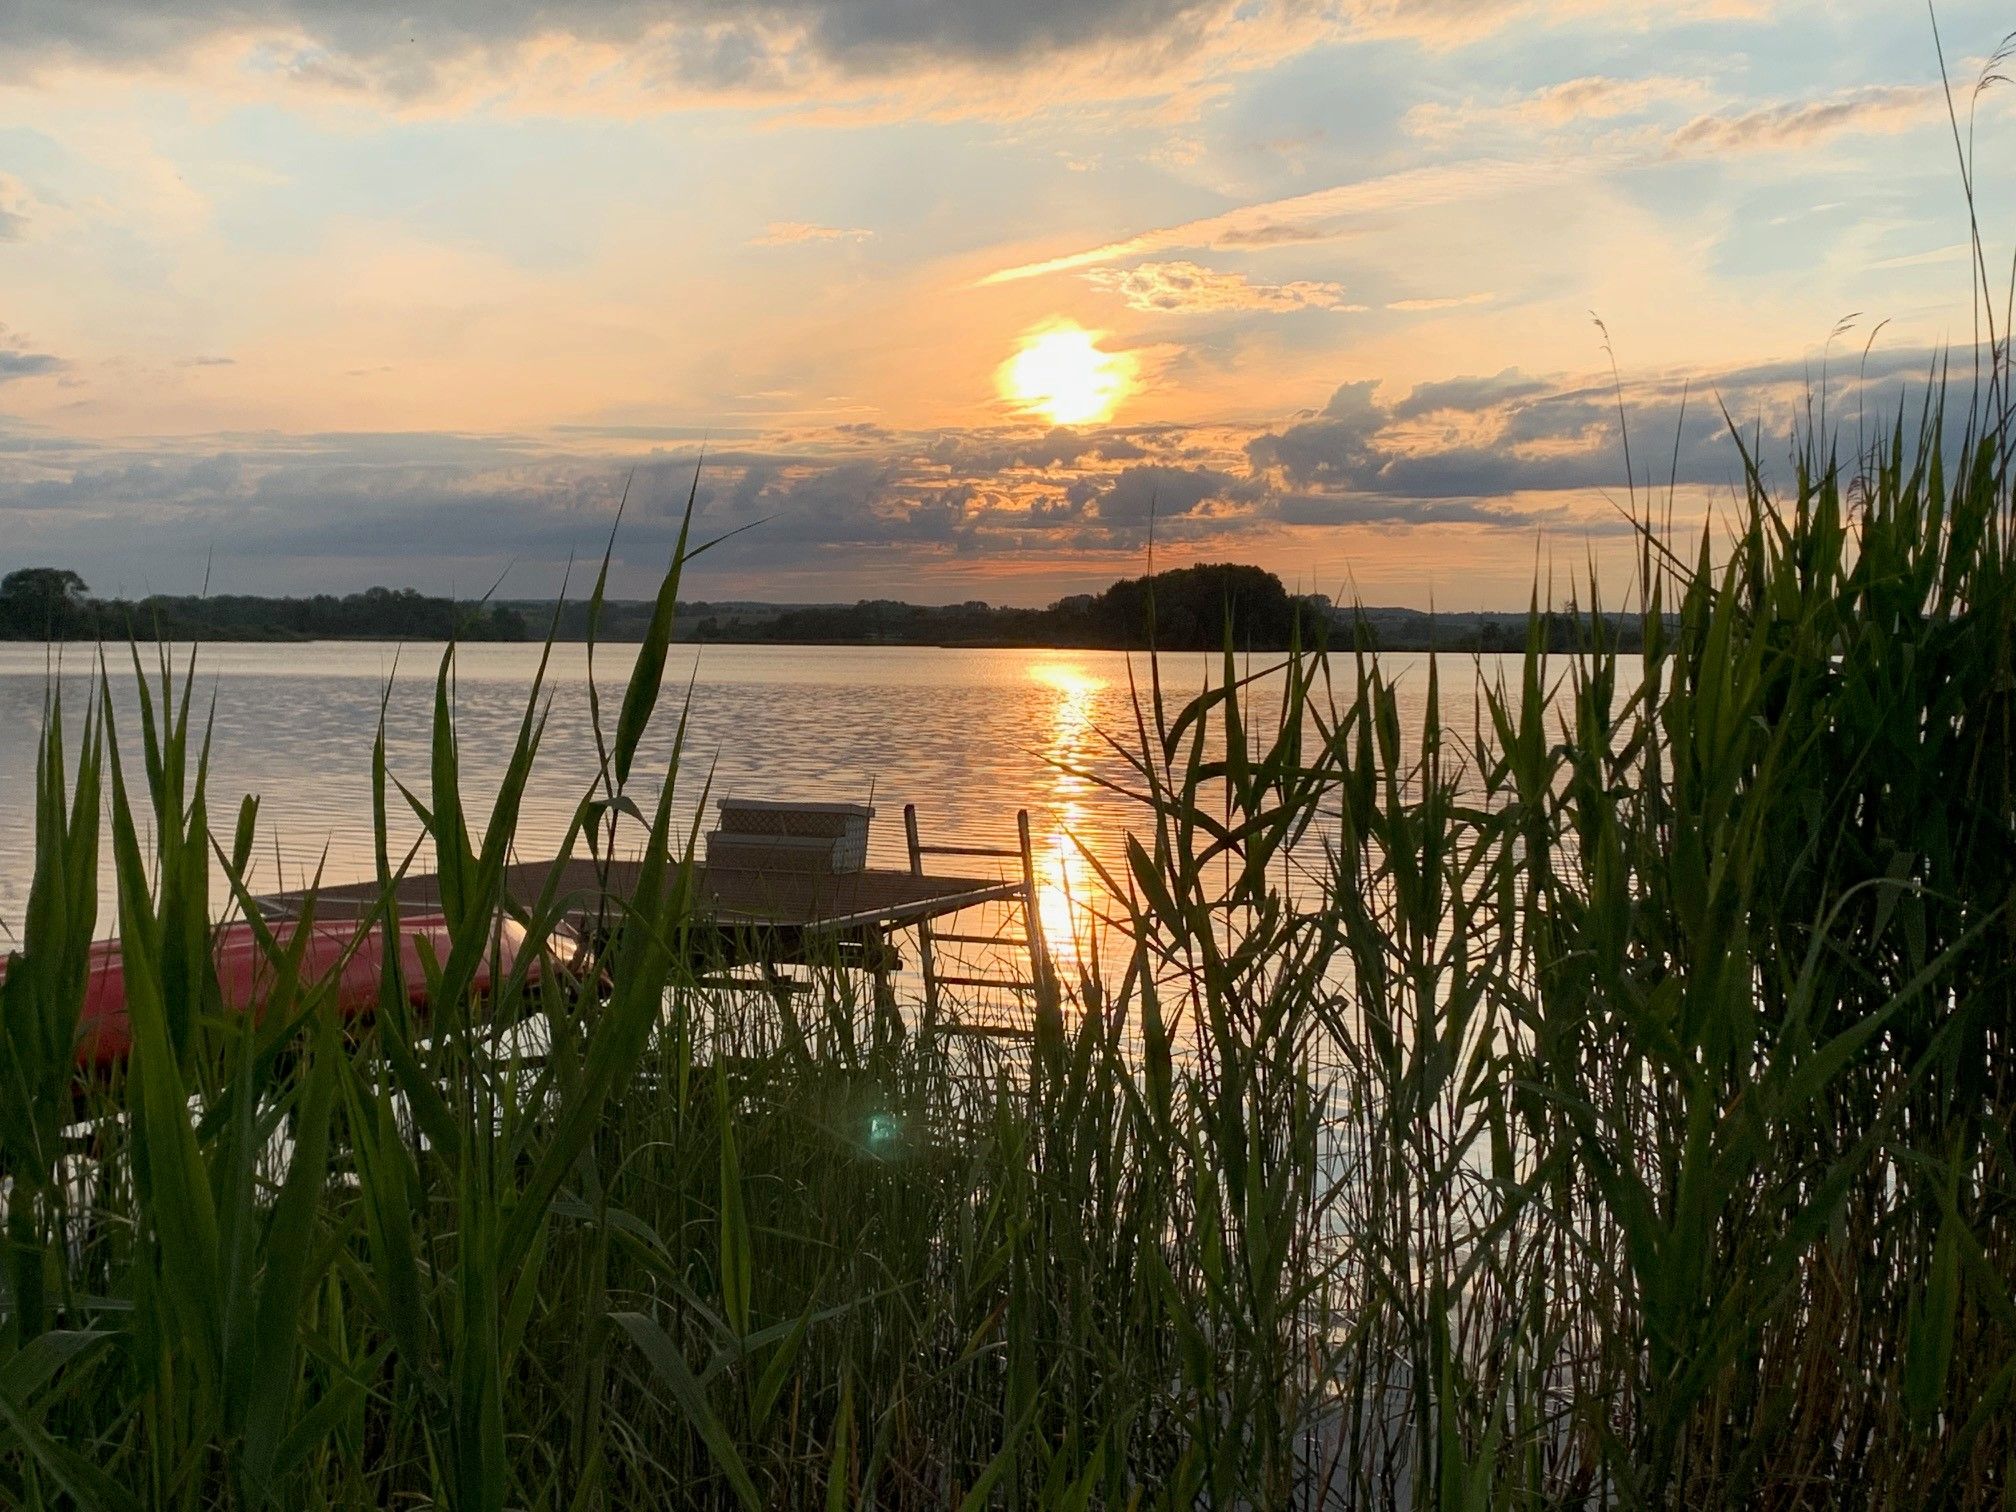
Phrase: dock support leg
[
  {"left": 868, "top": 926, "right": 904, "bottom": 1047},
  {"left": 904, "top": 804, "right": 943, "bottom": 1027},
  {"left": 760, "top": 960, "right": 813, "bottom": 1061}
]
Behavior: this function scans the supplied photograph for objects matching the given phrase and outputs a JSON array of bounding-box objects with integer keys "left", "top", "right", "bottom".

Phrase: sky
[{"left": 1, "top": 1, "right": 2013, "bottom": 608}]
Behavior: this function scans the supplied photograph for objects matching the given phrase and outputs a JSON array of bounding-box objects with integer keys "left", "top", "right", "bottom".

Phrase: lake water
[{"left": 1, "top": 641, "right": 1476, "bottom": 1006}]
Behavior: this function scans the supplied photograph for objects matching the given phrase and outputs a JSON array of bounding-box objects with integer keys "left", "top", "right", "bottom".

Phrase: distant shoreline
[
  {"left": 1, "top": 561, "right": 1655, "bottom": 653},
  {"left": 0, "top": 627, "right": 1638, "bottom": 653}
]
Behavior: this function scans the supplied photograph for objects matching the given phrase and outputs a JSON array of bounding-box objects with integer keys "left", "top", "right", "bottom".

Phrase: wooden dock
[
  {"left": 259, "top": 856, "right": 1023, "bottom": 937},
  {"left": 254, "top": 803, "right": 1055, "bottom": 1021}
]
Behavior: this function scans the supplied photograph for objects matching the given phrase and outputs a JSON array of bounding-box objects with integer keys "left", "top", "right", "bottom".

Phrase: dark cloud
[
  {"left": 0, "top": 0, "right": 1262, "bottom": 94},
  {"left": 1245, "top": 380, "right": 1381, "bottom": 487},
  {"left": 1211, "top": 222, "right": 1340, "bottom": 248},
  {"left": 0, "top": 172, "right": 28, "bottom": 240},
  {"left": 925, "top": 426, "right": 1151, "bottom": 473},
  {"left": 1065, "top": 462, "right": 1251, "bottom": 524},
  {"left": 798, "top": 0, "right": 1225, "bottom": 63},
  {"left": 0, "top": 418, "right": 81, "bottom": 456},
  {"left": 1249, "top": 345, "right": 1967, "bottom": 499},
  {"left": 1388, "top": 368, "right": 1551, "bottom": 419},
  {"left": 0, "top": 350, "right": 67, "bottom": 383},
  {"left": 1273, "top": 494, "right": 1550, "bottom": 527}
]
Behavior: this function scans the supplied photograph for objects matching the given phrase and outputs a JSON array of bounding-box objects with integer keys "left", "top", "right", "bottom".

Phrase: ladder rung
[
  {"left": 926, "top": 932, "right": 1027, "bottom": 947},
  {"left": 932, "top": 975, "right": 1036, "bottom": 992},
  {"left": 914, "top": 844, "right": 1022, "bottom": 859}
]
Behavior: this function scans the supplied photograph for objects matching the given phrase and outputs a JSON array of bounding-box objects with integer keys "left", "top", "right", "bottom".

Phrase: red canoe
[{"left": 1, "top": 914, "right": 537, "bottom": 1071}]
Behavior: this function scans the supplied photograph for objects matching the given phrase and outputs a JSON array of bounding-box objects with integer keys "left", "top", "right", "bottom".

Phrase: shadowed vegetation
[{"left": 0, "top": 573, "right": 527, "bottom": 644}]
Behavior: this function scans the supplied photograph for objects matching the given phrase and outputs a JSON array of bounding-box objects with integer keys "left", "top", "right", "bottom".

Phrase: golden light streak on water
[{"left": 1028, "top": 660, "right": 1105, "bottom": 972}]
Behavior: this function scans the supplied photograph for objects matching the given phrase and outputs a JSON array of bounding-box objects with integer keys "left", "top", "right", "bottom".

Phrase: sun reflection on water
[{"left": 1028, "top": 661, "right": 1106, "bottom": 974}]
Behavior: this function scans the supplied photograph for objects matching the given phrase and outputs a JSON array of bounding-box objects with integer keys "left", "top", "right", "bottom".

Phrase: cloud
[
  {"left": 1341, "top": 0, "right": 1765, "bottom": 47},
  {"left": 1866, "top": 242, "right": 1971, "bottom": 271},
  {"left": 1004, "top": 72, "right": 1987, "bottom": 295},
  {"left": 1247, "top": 345, "right": 1962, "bottom": 503},
  {"left": 553, "top": 423, "right": 765, "bottom": 441},
  {"left": 1668, "top": 84, "right": 1943, "bottom": 156},
  {"left": 752, "top": 220, "right": 874, "bottom": 245},
  {"left": 1387, "top": 368, "right": 1553, "bottom": 419},
  {"left": 1065, "top": 461, "right": 1255, "bottom": 522},
  {"left": 0, "top": 173, "right": 29, "bottom": 240},
  {"left": 1083, "top": 260, "right": 1361, "bottom": 313},
  {"left": 0, "top": 0, "right": 1345, "bottom": 124},
  {"left": 1406, "top": 73, "right": 1706, "bottom": 141},
  {"left": 981, "top": 157, "right": 1585, "bottom": 284},
  {"left": 0, "top": 350, "right": 67, "bottom": 383},
  {"left": 1273, "top": 492, "right": 1535, "bottom": 527},
  {"left": 0, "top": 398, "right": 1538, "bottom": 595},
  {"left": 925, "top": 427, "right": 1151, "bottom": 472},
  {"left": 1524, "top": 74, "right": 1695, "bottom": 122},
  {"left": 2, "top": 0, "right": 1242, "bottom": 73},
  {"left": 1387, "top": 292, "right": 1494, "bottom": 312}
]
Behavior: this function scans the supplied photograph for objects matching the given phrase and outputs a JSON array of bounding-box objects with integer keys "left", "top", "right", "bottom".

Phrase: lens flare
[
  {"left": 867, "top": 1112, "right": 903, "bottom": 1155},
  {"left": 998, "top": 321, "right": 1138, "bottom": 425}
]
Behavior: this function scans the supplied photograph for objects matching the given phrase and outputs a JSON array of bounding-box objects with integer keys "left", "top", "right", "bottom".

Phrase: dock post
[
  {"left": 866, "top": 925, "right": 904, "bottom": 1047},
  {"left": 904, "top": 804, "right": 943, "bottom": 1024}
]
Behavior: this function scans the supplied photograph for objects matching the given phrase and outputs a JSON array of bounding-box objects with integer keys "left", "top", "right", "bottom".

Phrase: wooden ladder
[{"left": 903, "top": 803, "right": 1056, "bottom": 1032}]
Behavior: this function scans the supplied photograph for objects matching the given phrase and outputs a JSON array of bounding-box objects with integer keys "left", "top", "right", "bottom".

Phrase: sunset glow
[
  {"left": 998, "top": 323, "right": 1139, "bottom": 426},
  {"left": 0, "top": 4, "right": 2011, "bottom": 607}
]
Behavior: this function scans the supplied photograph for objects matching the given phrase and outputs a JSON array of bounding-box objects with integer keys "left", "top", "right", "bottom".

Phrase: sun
[{"left": 998, "top": 320, "right": 1138, "bottom": 425}]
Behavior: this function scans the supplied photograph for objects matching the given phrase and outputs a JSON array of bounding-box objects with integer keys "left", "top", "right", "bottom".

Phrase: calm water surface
[{"left": 1, "top": 642, "right": 1486, "bottom": 983}]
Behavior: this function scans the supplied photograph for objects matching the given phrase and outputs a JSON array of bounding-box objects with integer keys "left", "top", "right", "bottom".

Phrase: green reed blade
[{"left": 609, "top": 1311, "right": 762, "bottom": 1510}]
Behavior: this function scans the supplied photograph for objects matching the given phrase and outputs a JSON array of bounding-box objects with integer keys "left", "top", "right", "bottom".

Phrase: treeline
[
  {"left": 693, "top": 563, "right": 1660, "bottom": 652},
  {"left": 2, "top": 561, "right": 1323, "bottom": 650},
  {"left": 0, "top": 570, "right": 526, "bottom": 642},
  {"left": 3, "top": 562, "right": 1656, "bottom": 651},
  {"left": 697, "top": 563, "right": 1324, "bottom": 650},
  {"left": 1343, "top": 605, "right": 1661, "bottom": 653}
]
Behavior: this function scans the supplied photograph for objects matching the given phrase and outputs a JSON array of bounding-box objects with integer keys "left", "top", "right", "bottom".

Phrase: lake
[{"left": 0, "top": 641, "right": 1473, "bottom": 1001}]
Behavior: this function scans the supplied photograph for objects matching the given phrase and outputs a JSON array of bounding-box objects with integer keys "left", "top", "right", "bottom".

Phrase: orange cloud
[
  {"left": 1405, "top": 74, "right": 1708, "bottom": 141},
  {"left": 1083, "top": 261, "right": 1362, "bottom": 313},
  {"left": 752, "top": 220, "right": 872, "bottom": 245},
  {"left": 1667, "top": 84, "right": 1946, "bottom": 155},
  {"left": 1386, "top": 292, "right": 1495, "bottom": 312},
  {"left": 1341, "top": 0, "right": 1765, "bottom": 48}
]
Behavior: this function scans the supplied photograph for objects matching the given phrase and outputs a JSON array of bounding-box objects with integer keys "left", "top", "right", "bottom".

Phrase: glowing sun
[{"left": 998, "top": 320, "right": 1138, "bottom": 425}]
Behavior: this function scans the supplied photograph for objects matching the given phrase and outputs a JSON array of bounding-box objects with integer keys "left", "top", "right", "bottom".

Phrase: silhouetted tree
[
  {"left": 0, "top": 567, "right": 89, "bottom": 638},
  {"left": 1088, "top": 562, "right": 1300, "bottom": 649}
]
